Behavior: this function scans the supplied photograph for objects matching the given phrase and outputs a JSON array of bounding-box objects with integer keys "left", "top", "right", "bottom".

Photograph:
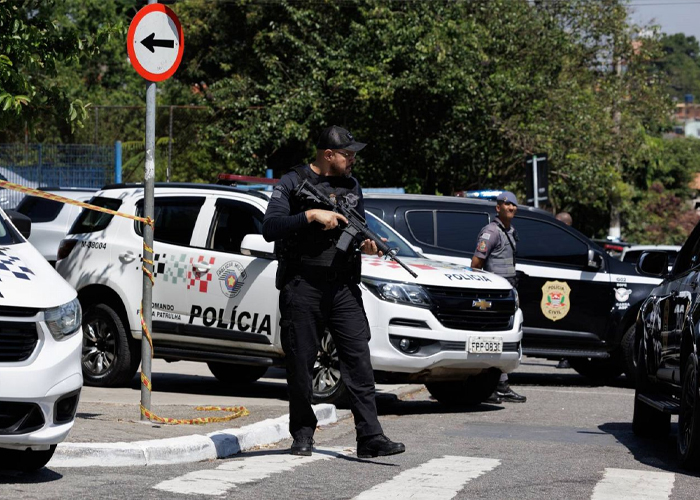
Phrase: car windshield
[{"left": 365, "top": 212, "right": 420, "bottom": 258}]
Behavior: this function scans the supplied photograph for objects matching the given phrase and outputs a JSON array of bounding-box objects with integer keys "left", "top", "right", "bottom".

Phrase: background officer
[
  {"left": 262, "top": 125, "right": 405, "bottom": 459},
  {"left": 471, "top": 191, "right": 527, "bottom": 403}
]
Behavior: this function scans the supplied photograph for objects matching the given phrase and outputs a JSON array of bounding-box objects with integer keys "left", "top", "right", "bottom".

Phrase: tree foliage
[
  {"left": 0, "top": 0, "right": 120, "bottom": 135},
  {"left": 4, "top": 0, "right": 694, "bottom": 244}
]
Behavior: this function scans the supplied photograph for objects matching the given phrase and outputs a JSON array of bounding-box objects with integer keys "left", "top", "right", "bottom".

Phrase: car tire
[
  {"left": 82, "top": 303, "right": 139, "bottom": 387},
  {"left": 311, "top": 329, "right": 350, "bottom": 408},
  {"left": 207, "top": 363, "right": 268, "bottom": 384},
  {"left": 426, "top": 369, "right": 501, "bottom": 406},
  {"left": 568, "top": 356, "right": 623, "bottom": 385},
  {"left": 678, "top": 354, "right": 700, "bottom": 469},
  {"left": 621, "top": 324, "right": 637, "bottom": 384},
  {"left": 0, "top": 445, "right": 56, "bottom": 472},
  {"left": 632, "top": 341, "right": 670, "bottom": 438}
]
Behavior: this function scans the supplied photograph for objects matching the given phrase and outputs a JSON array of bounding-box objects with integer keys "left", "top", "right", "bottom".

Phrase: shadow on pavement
[
  {"left": 0, "top": 468, "right": 62, "bottom": 484},
  {"left": 508, "top": 370, "right": 633, "bottom": 390},
  {"left": 598, "top": 421, "right": 700, "bottom": 478},
  {"left": 375, "top": 393, "right": 504, "bottom": 417},
  {"left": 127, "top": 370, "right": 289, "bottom": 402}
]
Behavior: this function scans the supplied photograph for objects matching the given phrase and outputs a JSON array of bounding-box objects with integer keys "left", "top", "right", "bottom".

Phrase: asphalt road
[{"left": 2, "top": 357, "right": 699, "bottom": 499}]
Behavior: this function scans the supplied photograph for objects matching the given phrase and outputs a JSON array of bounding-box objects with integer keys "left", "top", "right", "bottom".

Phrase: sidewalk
[{"left": 50, "top": 361, "right": 424, "bottom": 468}]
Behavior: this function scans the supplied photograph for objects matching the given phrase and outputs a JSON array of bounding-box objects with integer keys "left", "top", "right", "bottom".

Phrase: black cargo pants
[{"left": 279, "top": 272, "right": 383, "bottom": 441}]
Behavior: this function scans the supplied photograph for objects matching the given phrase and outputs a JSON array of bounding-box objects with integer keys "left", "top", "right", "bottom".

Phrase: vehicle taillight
[{"left": 57, "top": 239, "right": 78, "bottom": 260}]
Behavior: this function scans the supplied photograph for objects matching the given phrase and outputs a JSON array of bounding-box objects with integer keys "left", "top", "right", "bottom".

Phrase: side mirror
[
  {"left": 5, "top": 210, "right": 31, "bottom": 238},
  {"left": 587, "top": 249, "right": 603, "bottom": 271},
  {"left": 637, "top": 251, "right": 668, "bottom": 277},
  {"left": 240, "top": 234, "right": 275, "bottom": 259}
]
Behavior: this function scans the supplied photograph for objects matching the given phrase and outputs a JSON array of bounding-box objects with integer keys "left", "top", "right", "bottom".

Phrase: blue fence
[{"left": 0, "top": 143, "right": 117, "bottom": 209}]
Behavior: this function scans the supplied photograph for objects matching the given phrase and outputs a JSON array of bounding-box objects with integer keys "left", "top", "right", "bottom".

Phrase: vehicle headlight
[
  {"left": 362, "top": 278, "right": 432, "bottom": 308},
  {"left": 511, "top": 288, "right": 519, "bottom": 310},
  {"left": 45, "top": 298, "right": 82, "bottom": 339}
]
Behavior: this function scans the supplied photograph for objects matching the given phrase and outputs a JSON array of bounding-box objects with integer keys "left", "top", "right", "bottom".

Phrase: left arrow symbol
[{"left": 140, "top": 33, "right": 175, "bottom": 53}]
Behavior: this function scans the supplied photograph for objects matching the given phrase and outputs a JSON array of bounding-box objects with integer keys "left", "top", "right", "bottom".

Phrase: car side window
[
  {"left": 436, "top": 211, "right": 490, "bottom": 252},
  {"left": 674, "top": 231, "right": 700, "bottom": 274},
  {"left": 16, "top": 196, "right": 63, "bottom": 223},
  {"left": 405, "top": 210, "right": 435, "bottom": 245},
  {"left": 515, "top": 217, "right": 588, "bottom": 267},
  {"left": 207, "top": 199, "right": 263, "bottom": 254},
  {"left": 70, "top": 196, "right": 122, "bottom": 234},
  {"left": 135, "top": 197, "right": 204, "bottom": 246}
]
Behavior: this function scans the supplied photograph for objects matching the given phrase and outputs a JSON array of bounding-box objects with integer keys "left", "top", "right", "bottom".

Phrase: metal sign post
[
  {"left": 127, "top": 0, "right": 184, "bottom": 421},
  {"left": 525, "top": 153, "right": 549, "bottom": 208},
  {"left": 532, "top": 155, "right": 539, "bottom": 209}
]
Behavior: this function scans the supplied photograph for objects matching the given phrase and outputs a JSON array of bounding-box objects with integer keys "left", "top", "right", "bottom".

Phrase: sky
[{"left": 629, "top": 0, "right": 700, "bottom": 40}]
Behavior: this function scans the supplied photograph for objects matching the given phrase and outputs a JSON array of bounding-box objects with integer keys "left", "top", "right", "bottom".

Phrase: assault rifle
[{"left": 295, "top": 179, "right": 418, "bottom": 278}]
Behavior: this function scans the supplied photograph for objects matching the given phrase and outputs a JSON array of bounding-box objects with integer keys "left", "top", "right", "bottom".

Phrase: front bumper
[
  {"left": 0, "top": 319, "right": 82, "bottom": 450},
  {"left": 364, "top": 291, "right": 523, "bottom": 380}
]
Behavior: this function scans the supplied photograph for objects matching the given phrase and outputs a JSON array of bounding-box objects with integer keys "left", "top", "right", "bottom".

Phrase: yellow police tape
[
  {"left": 0, "top": 180, "right": 153, "bottom": 226},
  {"left": 0, "top": 179, "right": 249, "bottom": 425},
  {"left": 140, "top": 403, "right": 250, "bottom": 425}
]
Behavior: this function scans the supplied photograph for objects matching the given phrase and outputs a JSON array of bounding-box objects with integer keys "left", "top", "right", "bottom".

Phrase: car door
[
  {"left": 135, "top": 195, "right": 207, "bottom": 329},
  {"left": 513, "top": 216, "right": 612, "bottom": 340},
  {"left": 659, "top": 230, "right": 700, "bottom": 381},
  {"left": 184, "top": 196, "right": 279, "bottom": 349}
]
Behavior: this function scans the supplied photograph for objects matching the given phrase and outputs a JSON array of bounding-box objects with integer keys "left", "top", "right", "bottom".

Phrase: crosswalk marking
[
  {"left": 154, "top": 451, "right": 677, "bottom": 500},
  {"left": 590, "top": 468, "right": 675, "bottom": 500},
  {"left": 153, "top": 447, "right": 353, "bottom": 496},
  {"left": 353, "top": 456, "right": 501, "bottom": 500}
]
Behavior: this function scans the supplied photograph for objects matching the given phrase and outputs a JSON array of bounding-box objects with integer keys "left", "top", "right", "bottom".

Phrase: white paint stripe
[
  {"left": 353, "top": 456, "right": 500, "bottom": 500},
  {"left": 591, "top": 468, "right": 675, "bottom": 500},
  {"left": 153, "top": 446, "right": 353, "bottom": 496}
]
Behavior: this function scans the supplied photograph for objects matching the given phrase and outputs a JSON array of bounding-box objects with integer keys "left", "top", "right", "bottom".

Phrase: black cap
[{"left": 316, "top": 125, "right": 367, "bottom": 152}]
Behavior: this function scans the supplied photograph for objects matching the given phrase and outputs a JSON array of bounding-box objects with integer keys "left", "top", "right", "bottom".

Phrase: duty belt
[{"left": 295, "top": 263, "right": 354, "bottom": 282}]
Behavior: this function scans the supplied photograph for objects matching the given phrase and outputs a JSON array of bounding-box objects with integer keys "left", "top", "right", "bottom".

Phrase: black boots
[
  {"left": 495, "top": 381, "right": 527, "bottom": 403},
  {"left": 290, "top": 437, "right": 314, "bottom": 456},
  {"left": 357, "top": 434, "right": 406, "bottom": 458}
]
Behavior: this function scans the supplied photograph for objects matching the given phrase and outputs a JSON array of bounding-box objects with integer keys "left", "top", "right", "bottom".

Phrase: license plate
[{"left": 468, "top": 336, "right": 503, "bottom": 354}]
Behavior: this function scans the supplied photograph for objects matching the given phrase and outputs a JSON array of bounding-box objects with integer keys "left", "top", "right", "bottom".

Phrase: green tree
[
  {"left": 656, "top": 33, "right": 700, "bottom": 102},
  {"left": 0, "top": 0, "right": 118, "bottom": 137}
]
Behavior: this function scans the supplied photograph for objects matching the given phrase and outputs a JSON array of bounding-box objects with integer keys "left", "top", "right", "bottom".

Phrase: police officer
[
  {"left": 471, "top": 191, "right": 527, "bottom": 403},
  {"left": 262, "top": 125, "right": 405, "bottom": 458}
]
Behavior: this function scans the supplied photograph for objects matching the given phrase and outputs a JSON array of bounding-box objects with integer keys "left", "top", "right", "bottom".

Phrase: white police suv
[
  {"left": 56, "top": 183, "right": 522, "bottom": 406},
  {"left": 0, "top": 210, "right": 82, "bottom": 471}
]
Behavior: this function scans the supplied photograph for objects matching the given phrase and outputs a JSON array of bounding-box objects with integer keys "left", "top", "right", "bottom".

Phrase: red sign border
[{"left": 127, "top": 4, "right": 184, "bottom": 82}]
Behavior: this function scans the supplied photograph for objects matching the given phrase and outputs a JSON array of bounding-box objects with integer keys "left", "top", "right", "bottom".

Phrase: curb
[{"left": 49, "top": 404, "right": 337, "bottom": 468}]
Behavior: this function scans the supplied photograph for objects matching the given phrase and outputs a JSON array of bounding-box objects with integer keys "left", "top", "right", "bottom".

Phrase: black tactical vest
[{"left": 283, "top": 165, "right": 362, "bottom": 270}]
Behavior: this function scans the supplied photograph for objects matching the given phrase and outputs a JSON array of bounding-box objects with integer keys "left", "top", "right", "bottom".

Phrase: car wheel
[
  {"left": 678, "top": 354, "right": 700, "bottom": 469},
  {"left": 426, "top": 369, "right": 501, "bottom": 406},
  {"left": 82, "top": 303, "right": 139, "bottom": 387},
  {"left": 207, "top": 363, "right": 268, "bottom": 384},
  {"left": 0, "top": 445, "right": 56, "bottom": 472},
  {"left": 311, "top": 329, "right": 350, "bottom": 408},
  {"left": 632, "top": 341, "right": 670, "bottom": 438},
  {"left": 568, "top": 356, "right": 623, "bottom": 385},
  {"left": 621, "top": 324, "right": 637, "bottom": 384}
]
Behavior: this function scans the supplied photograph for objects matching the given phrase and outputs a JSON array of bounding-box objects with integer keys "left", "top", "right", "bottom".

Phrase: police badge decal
[{"left": 541, "top": 280, "right": 571, "bottom": 321}]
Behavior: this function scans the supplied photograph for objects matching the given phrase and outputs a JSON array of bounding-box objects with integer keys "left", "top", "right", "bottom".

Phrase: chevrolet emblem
[{"left": 472, "top": 299, "right": 492, "bottom": 310}]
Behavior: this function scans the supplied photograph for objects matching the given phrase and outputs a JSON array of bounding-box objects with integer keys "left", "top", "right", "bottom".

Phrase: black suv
[
  {"left": 364, "top": 194, "right": 662, "bottom": 383},
  {"left": 633, "top": 224, "right": 700, "bottom": 469}
]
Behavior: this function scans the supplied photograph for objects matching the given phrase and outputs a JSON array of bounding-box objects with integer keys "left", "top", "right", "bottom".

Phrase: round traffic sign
[{"left": 127, "top": 4, "right": 184, "bottom": 82}]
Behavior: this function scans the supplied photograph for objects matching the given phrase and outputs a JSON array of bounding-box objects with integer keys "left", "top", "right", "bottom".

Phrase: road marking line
[
  {"left": 352, "top": 456, "right": 500, "bottom": 500},
  {"left": 591, "top": 468, "right": 675, "bottom": 500},
  {"left": 152, "top": 446, "right": 352, "bottom": 496}
]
